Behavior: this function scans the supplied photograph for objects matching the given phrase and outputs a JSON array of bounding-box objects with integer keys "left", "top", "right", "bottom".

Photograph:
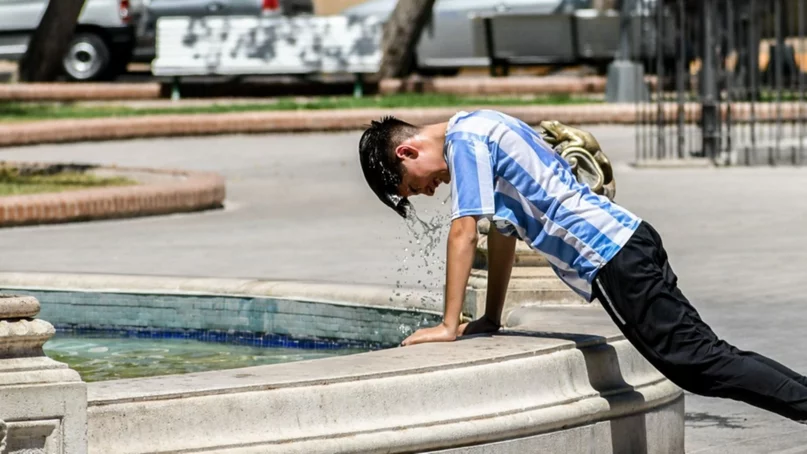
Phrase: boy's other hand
[
  {"left": 458, "top": 315, "right": 501, "bottom": 337},
  {"left": 401, "top": 322, "right": 457, "bottom": 346}
]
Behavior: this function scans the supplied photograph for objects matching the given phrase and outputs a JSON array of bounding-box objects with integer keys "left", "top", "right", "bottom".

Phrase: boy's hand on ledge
[
  {"left": 400, "top": 316, "right": 503, "bottom": 347},
  {"left": 401, "top": 322, "right": 457, "bottom": 346},
  {"left": 458, "top": 315, "right": 501, "bottom": 337}
]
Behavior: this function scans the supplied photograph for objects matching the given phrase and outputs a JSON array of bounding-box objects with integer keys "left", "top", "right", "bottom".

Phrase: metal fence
[{"left": 635, "top": 0, "right": 807, "bottom": 165}]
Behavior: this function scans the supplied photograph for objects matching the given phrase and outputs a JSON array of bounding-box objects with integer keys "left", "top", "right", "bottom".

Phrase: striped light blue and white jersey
[{"left": 445, "top": 110, "right": 641, "bottom": 300}]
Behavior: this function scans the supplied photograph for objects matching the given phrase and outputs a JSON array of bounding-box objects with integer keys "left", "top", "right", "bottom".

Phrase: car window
[
  {"left": 504, "top": 0, "right": 590, "bottom": 14},
  {"left": 0, "top": 0, "right": 46, "bottom": 31},
  {"left": 437, "top": 0, "right": 496, "bottom": 11}
]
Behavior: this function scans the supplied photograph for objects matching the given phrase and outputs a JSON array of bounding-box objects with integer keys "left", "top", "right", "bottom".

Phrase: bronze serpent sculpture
[{"left": 538, "top": 121, "right": 616, "bottom": 201}]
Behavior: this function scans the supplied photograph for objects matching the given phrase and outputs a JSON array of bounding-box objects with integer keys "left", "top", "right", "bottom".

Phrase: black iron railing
[{"left": 635, "top": 0, "right": 807, "bottom": 165}]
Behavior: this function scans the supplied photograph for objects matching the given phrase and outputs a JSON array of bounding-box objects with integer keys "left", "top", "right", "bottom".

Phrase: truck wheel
[{"left": 62, "top": 32, "right": 112, "bottom": 81}]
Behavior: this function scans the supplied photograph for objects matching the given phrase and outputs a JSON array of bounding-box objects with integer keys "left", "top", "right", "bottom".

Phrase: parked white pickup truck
[{"left": 0, "top": 0, "right": 137, "bottom": 80}]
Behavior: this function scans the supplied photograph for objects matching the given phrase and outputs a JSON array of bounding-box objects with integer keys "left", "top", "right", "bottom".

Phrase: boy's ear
[{"left": 395, "top": 144, "right": 418, "bottom": 160}]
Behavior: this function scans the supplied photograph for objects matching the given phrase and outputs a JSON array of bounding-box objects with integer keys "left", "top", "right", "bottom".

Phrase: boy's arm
[
  {"left": 457, "top": 225, "right": 516, "bottom": 336},
  {"left": 483, "top": 226, "right": 516, "bottom": 324},
  {"left": 400, "top": 216, "right": 478, "bottom": 346}
]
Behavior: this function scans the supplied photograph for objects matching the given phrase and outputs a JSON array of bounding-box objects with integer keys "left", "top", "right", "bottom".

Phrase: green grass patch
[
  {"left": 0, "top": 93, "right": 596, "bottom": 122},
  {"left": 0, "top": 168, "right": 136, "bottom": 196}
]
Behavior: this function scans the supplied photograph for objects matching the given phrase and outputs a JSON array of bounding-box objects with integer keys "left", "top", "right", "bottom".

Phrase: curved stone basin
[{"left": 0, "top": 273, "right": 684, "bottom": 454}]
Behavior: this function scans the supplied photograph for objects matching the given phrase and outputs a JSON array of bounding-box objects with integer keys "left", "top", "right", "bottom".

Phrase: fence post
[
  {"left": 676, "top": 0, "right": 686, "bottom": 159},
  {"left": 701, "top": 0, "right": 721, "bottom": 161},
  {"left": 774, "top": 0, "right": 784, "bottom": 157},
  {"left": 605, "top": 0, "right": 649, "bottom": 103}
]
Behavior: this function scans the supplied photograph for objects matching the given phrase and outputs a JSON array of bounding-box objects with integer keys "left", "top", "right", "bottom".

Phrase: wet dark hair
[{"left": 358, "top": 116, "right": 419, "bottom": 218}]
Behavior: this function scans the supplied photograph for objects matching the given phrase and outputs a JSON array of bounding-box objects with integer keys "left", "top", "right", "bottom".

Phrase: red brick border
[
  {"left": 0, "top": 83, "right": 161, "bottom": 101},
  {"left": 0, "top": 164, "right": 225, "bottom": 227},
  {"left": 0, "top": 77, "right": 608, "bottom": 101},
  {"left": 0, "top": 105, "right": 635, "bottom": 147},
  {"left": 0, "top": 102, "right": 800, "bottom": 148},
  {"left": 378, "top": 76, "right": 607, "bottom": 95}
]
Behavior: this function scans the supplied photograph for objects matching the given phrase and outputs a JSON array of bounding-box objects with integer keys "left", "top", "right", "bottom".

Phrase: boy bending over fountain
[{"left": 357, "top": 109, "right": 807, "bottom": 423}]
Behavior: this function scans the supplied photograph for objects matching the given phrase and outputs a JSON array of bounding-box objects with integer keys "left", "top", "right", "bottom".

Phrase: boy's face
[{"left": 395, "top": 143, "right": 450, "bottom": 198}]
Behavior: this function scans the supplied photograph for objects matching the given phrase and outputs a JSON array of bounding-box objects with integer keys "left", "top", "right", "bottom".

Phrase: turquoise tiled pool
[
  {"left": 6, "top": 287, "right": 441, "bottom": 382},
  {"left": 44, "top": 330, "right": 369, "bottom": 382},
  {"left": 12, "top": 289, "right": 442, "bottom": 348}
]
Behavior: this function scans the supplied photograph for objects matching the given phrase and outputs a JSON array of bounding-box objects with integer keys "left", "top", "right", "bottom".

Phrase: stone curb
[{"left": 0, "top": 165, "right": 225, "bottom": 227}]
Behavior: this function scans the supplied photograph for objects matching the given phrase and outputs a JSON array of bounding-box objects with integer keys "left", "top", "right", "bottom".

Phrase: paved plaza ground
[{"left": 1, "top": 125, "right": 806, "bottom": 452}]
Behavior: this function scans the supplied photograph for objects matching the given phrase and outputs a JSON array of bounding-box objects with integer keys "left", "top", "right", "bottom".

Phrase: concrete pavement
[{"left": 1, "top": 125, "right": 807, "bottom": 451}]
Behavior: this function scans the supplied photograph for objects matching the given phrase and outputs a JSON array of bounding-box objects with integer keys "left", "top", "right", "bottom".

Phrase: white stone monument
[{"left": 0, "top": 295, "right": 86, "bottom": 454}]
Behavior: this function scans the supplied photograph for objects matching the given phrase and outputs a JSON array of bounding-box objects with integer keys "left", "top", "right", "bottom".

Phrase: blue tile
[{"left": 37, "top": 287, "right": 409, "bottom": 349}]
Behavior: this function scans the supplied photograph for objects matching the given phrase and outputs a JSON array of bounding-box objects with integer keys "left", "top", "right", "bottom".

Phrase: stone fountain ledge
[
  {"left": 86, "top": 314, "right": 682, "bottom": 454},
  {"left": 0, "top": 272, "right": 684, "bottom": 454},
  {"left": 0, "top": 162, "right": 225, "bottom": 227}
]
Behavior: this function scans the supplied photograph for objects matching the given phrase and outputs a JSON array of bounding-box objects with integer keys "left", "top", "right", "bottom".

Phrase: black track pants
[{"left": 592, "top": 221, "right": 807, "bottom": 422}]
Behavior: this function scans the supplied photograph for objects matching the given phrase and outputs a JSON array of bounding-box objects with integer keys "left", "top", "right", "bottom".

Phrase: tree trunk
[
  {"left": 18, "top": 0, "right": 87, "bottom": 82},
  {"left": 378, "top": 0, "right": 437, "bottom": 79}
]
